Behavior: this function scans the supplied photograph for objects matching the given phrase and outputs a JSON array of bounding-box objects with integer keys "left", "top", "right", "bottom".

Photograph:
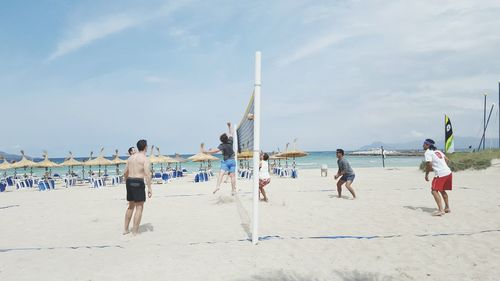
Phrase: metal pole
[
  {"left": 381, "top": 146, "right": 385, "bottom": 168},
  {"left": 483, "top": 93, "right": 487, "bottom": 150},
  {"left": 498, "top": 82, "right": 500, "bottom": 149},
  {"left": 252, "top": 51, "right": 261, "bottom": 245},
  {"left": 478, "top": 104, "right": 495, "bottom": 151}
]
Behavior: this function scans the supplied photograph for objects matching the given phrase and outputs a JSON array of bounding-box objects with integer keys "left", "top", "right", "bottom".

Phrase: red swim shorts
[
  {"left": 431, "top": 173, "right": 453, "bottom": 192},
  {"left": 259, "top": 178, "right": 270, "bottom": 188}
]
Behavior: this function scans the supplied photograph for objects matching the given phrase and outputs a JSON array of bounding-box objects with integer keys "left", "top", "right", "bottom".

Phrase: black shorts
[{"left": 126, "top": 178, "right": 146, "bottom": 202}]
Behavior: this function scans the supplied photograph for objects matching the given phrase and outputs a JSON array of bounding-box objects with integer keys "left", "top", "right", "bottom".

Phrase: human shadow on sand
[
  {"left": 214, "top": 195, "right": 235, "bottom": 205},
  {"left": 0, "top": 204, "right": 20, "bottom": 210},
  {"left": 238, "top": 269, "right": 394, "bottom": 281},
  {"left": 403, "top": 206, "right": 435, "bottom": 214},
  {"left": 328, "top": 195, "right": 353, "bottom": 200},
  {"left": 138, "top": 223, "right": 154, "bottom": 233}
]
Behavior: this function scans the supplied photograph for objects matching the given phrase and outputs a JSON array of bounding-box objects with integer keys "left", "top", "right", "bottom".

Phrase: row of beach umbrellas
[
  {"left": 236, "top": 139, "right": 308, "bottom": 165},
  {"left": 0, "top": 139, "right": 308, "bottom": 176},
  {"left": 0, "top": 148, "right": 190, "bottom": 177}
]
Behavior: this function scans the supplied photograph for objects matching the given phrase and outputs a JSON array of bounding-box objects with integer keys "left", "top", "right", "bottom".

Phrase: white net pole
[
  {"left": 252, "top": 51, "right": 261, "bottom": 245},
  {"left": 233, "top": 123, "right": 239, "bottom": 180}
]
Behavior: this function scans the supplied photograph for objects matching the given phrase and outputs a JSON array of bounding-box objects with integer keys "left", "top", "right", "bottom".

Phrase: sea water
[{"left": 2, "top": 151, "right": 423, "bottom": 178}]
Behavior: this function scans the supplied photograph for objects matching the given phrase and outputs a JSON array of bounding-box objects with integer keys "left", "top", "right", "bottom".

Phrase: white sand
[{"left": 1, "top": 165, "right": 499, "bottom": 281}]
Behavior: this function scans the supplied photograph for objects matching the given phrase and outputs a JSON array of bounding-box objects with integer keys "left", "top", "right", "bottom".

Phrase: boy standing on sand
[
  {"left": 334, "top": 149, "right": 356, "bottom": 199},
  {"left": 259, "top": 153, "right": 271, "bottom": 202},
  {"left": 423, "top": 138, "right": 452, "bottom": 216},
  {"left": 123, "top": 139, "right": 152, "bottom": 235}
]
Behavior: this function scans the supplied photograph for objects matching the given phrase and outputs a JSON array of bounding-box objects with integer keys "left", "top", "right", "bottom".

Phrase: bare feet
[
  {"left": 123, "top": 229, "right": 130, "bottom": 235},
  {"left": 444, "top": 208, "right": 451, "bottom": 213},
  {"left": 432, "top": 210, "right": 445, "bottom": 216},
  {"left": 231, "top": 188, "right": 236, "bottom": 196}
]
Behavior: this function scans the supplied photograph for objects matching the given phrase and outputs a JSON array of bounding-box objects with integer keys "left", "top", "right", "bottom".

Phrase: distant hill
[
  {"left": 0, "top": 151, "right": 23, "bottom": 161},
  {"left": 0, "top": 151, "right": 36, "bottom": 161},
  {"left": 358, "top": 136, "right": 499, "bottom": 151}
]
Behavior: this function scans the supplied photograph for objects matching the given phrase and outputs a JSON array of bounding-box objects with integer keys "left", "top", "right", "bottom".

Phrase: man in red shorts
[{"left": 423, "top": 139, "right": 452, "bottom": 216}]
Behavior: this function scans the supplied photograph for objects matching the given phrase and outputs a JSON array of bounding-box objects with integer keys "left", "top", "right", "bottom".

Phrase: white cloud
[
  {"left": 48, "top": 14, "right": 141, "bottom": 61},
  {"left": 276, "top": 32, "right": 353, "bottom": 67},
  {"left": 47, "top": 1, "right": 189, "bottom": 61}
]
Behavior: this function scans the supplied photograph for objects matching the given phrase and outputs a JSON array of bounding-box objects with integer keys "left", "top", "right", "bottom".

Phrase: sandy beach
[{"left": 1, "top": 164, "right": 499, "bottom": 281}]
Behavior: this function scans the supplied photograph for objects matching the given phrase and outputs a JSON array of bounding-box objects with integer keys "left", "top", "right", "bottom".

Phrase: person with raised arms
[{"left": 205, "top": 122, "right": 237, "bottom": 195}]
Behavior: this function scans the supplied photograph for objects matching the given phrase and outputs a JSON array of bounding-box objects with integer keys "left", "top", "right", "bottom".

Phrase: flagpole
[{"left": 483, "top": 93, "right": 487, "bottom": 150}]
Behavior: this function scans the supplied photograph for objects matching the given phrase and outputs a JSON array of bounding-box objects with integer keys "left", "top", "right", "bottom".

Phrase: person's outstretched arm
[
  {"left": 205, "top": 148, "right": 221, "bottom": 154},
  {"left": 227, "top": 122, "right": 233, "bottom": 137}
]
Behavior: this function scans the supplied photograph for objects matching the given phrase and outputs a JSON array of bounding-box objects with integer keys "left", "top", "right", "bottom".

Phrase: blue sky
[{"left": 1, "top": 0, "right": 500, "bottom": 157}]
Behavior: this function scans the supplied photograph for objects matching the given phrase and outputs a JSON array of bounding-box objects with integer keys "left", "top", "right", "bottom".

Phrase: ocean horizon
[{"left": 1, "top": 151, "right": 423, "bottom": 178}]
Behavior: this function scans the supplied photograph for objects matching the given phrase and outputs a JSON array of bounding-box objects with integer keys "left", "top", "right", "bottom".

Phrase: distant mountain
[
  {"left": 358, "top": 136, "right": 499, "bottom": 151},
  {"left": 0, "top": 151, "right": 23, "bottom": 161},
  {"left": 0, "top": 151, "right": 37, "bottom": 162}
]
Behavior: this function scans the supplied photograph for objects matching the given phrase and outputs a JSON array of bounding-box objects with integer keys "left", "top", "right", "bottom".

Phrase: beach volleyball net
[{"left": 236, "top": 92, "right": 255, "bottom": 154}]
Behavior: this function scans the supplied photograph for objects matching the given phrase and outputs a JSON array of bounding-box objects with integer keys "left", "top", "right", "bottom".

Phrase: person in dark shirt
[
  {"left": 205, "top": 122, "right": 237, "bottom": 195},
  {"left": 334, "top": 149, "right": 356, "bottom": 199}
]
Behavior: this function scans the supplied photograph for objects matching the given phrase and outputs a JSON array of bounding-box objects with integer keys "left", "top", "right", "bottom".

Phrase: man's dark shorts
[
  {"left": 340, "top": 174, "right": 355, "bottom": 182},
  {"left": 126, "top": 178, "right": 146, "bottom": 202}
]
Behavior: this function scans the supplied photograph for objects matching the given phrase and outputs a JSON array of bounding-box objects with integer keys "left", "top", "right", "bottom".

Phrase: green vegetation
[{"left": 420, "top": 149, "right": 500, "bottom": 172}]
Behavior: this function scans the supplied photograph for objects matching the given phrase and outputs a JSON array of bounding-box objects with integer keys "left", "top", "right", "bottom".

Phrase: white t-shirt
[
  {"left": 424, "top": 149, "right": 452, "bottom": 177},
  {"left": 259, "top": 160, "right": 270, "bottom": 180}
]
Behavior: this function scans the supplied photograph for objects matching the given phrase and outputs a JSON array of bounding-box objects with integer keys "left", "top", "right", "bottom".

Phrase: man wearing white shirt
[{"left": 423, "top": 139, "right": 452, "bottom": 216}]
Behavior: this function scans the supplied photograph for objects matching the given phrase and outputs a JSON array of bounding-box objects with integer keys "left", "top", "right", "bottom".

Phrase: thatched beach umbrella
[
  {"left": 11, "top": 150, "right": 37, "bottom": 176},
  {"left": 85, "top": 148, "right": 113, "bottom": 177},
  {"left": 81, "top": 151, "right": 94, "bottom": 178},
  {"left": 35, "top": 151, "right": 60, "bottom": 176},
  {"left": 278, "top": 139, "right": 308, "bottom": 167},
  {"left": 60, "top": 151, "right": 83, "bottom": 174},
  {"left": 158, "top": 148, "right": 178, "bottom": 164},
  {"left": 238, "top": 150, "right": 253, "bottom": 159},
  {"left": 174, "top": 153, "right": 187, "bottom": 170},
  {"left": 0, "top": 157, "right": 12, "bottom": 177},
  {"left": 188, "top": 143, "right": 219, "bottom": 169},
  {"left": 110, "top": 149, "right": 126, "bottom": 175}
]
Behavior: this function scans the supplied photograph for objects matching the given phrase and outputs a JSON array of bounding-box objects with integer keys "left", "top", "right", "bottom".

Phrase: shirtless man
[{"left": 123, "top": 139, "right": 152, "bottom": 235}]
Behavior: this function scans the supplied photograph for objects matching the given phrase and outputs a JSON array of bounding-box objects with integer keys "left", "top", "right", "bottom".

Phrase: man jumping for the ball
[{"left": 205, "top": 122, "right": 237, "bottom": 195}]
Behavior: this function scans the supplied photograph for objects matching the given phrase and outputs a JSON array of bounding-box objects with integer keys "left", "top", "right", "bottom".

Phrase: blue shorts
[
  {"left": 340, "top": 174, "right": 355, "bottom": 182},
  {"left": 220, "top": 159, "right": 236, "bottom": 173}
]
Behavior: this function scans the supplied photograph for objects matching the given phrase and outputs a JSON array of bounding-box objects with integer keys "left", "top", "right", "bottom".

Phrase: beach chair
[
  {"left": 64, "top": 177, "right": 77, "bottom": 188},
  {"left": 110, "top": 176, "right": 121, "bottom": 186},
  {"left": 0, "top": 181, "right": 6, "bottom": 192},
  {"left": 6, "top": 177, "right": 14, "bottom": 186},
  {"left": 153, "top": 172, "right": 163, "bottom": 184},
  {"left": 90, "top": 177, "right": 104, "bottom": 188},
  {"left": 321, "top": 164, "right": 328, "bottom": 177},
  {"left": 14, "top": 179, "right": 26, "bottom": 189},
  {"left": 291, "top": 169, "right": 298, "bottom": 178},
  {"left": 161, "top": 172, "right": 170, "bottom": 183},
  {"left": 38, "top": 181, "right": 48, "bottom": 191}
]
